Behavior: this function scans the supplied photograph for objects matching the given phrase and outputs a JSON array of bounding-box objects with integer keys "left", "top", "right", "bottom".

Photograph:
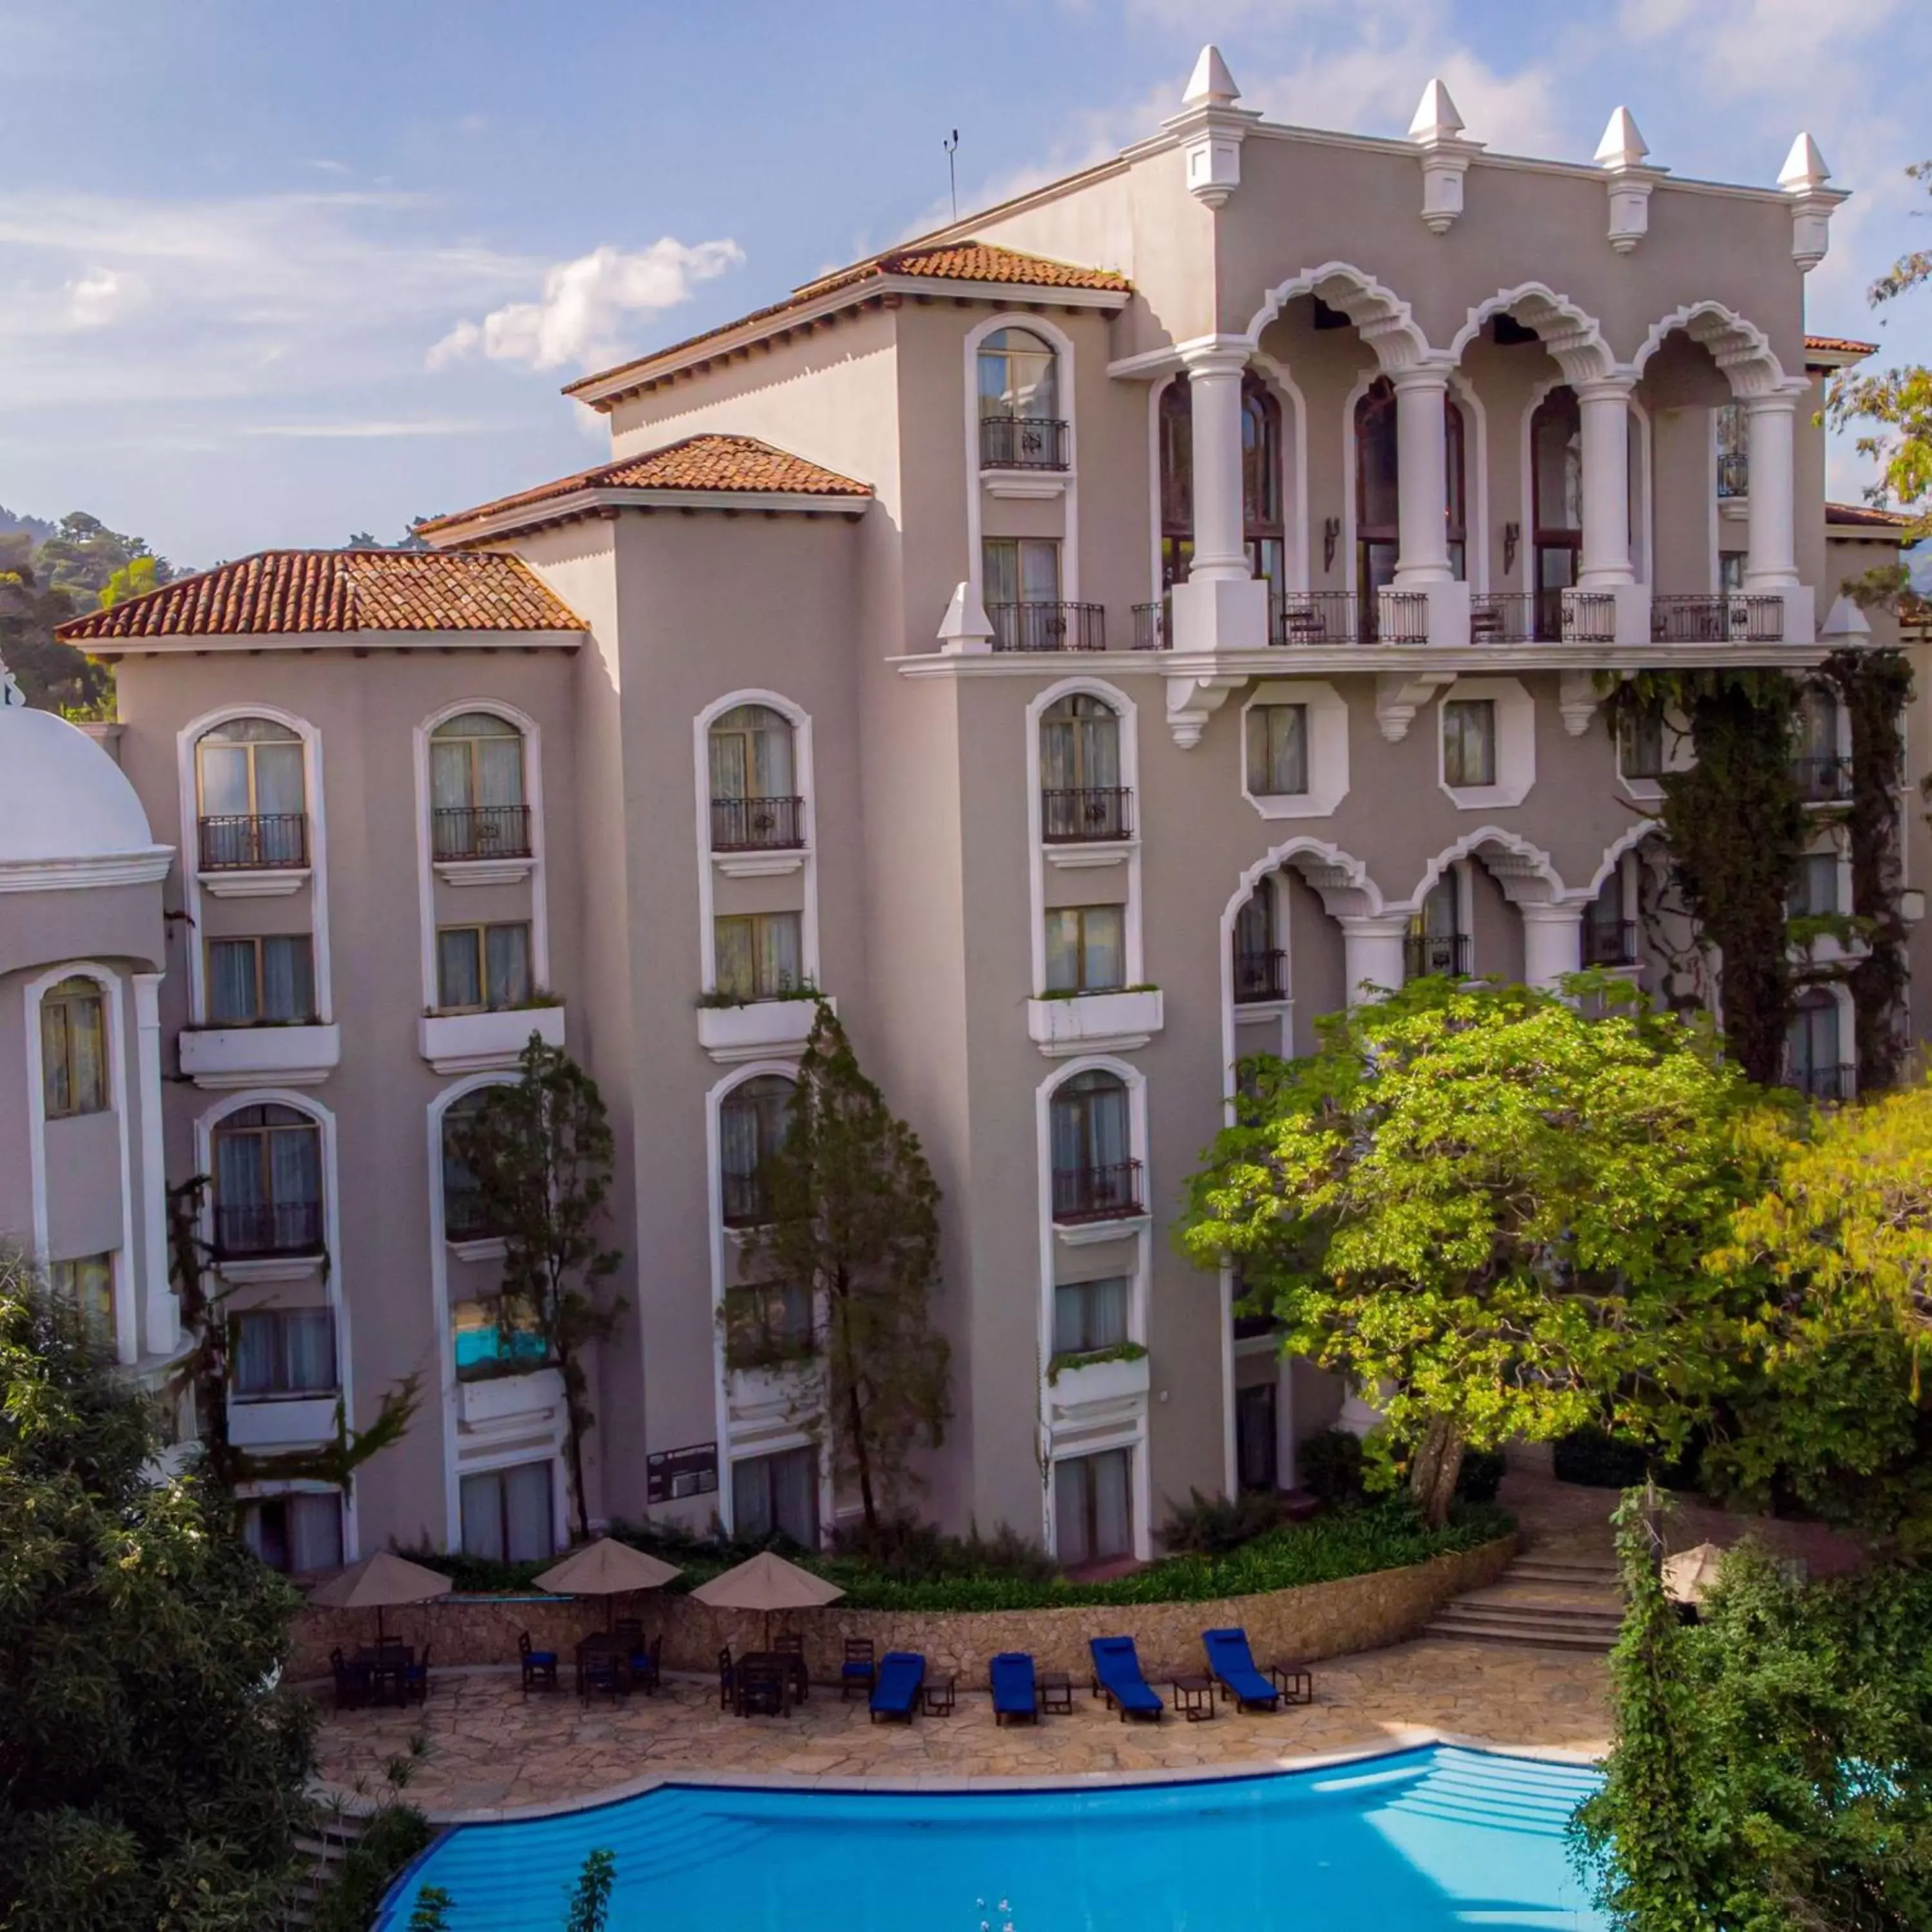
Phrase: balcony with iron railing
[
  {"left": 1792, "top": 756, "right": 1852, "bottom": 803},
  {"left": 1717, "top": 451, "right": 1750, "bottom": 500},
  {"left": 989, "top": 601, "right": 1106, "bottom": 652},
  {"left": 710, "top": 794, "right": 806, "bottom": 852},
  {"left": 213, "top": 1198, "right": 324, "bottom": 1260},
  {"left": 1233, "top": 947, "right": 1287, "bottom": 1003},
  {"left": 1583, "top": 918, "right": 1638, "bottom": 968},
  {"left": 431, "top": 804, "right": 533, "bottom": 863},
  {"left": 198, "top": 813, "right": 309, "bottom": 873},
  {"left": 1271, "top": 592, "right": 1366, "bottom": 646},
  {"left": 1130, "top": 600, "right": 1171, "bottom": 651},
  {"left": 1051, "top": 1157, "right": 1144, "bottom": 1225},
  {"left": 444, "top": 1181, "right": 507, "bottom": 1244},
  {"left": 1405, "top": 932, "right": 1470, "bottom": 980},
  {"left": 979, "top": 416, "right": 1070, "bottom": 471},
  {"left": 720, "top": 1169, "right": 773, "bottom": 1230},
  {"left": 1041, "top": 786, "right": 1133, "bottom": 844},
  {"left": 1652, "top": 594, "right": 1785, "bottom": 644}
]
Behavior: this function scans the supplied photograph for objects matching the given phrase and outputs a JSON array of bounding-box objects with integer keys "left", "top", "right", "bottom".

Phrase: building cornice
[
  {"left": 82, "top": 628, "right": 586, "bottom": 661},
  {"left": 0, "top": 848, "right": 174, "bottom": 893},
  {"left": 424, "top": 487, "right": 869, "bottom": 549}
]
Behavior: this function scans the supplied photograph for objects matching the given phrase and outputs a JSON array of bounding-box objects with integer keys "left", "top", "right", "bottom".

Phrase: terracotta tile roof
[
  {"left": 1826, "top": 500, "right": 1913, "bottom": 529},
  {"left": 417, "top": 433, "right": 871, "bottom": 537},
  {"left": 57, "top": 549, "right": 584, "bottom": 641},
  {"left": 1804, "top": 332, "right": 1879, "bottom": 358},
  {"left": 564, "top": 240, "right": 1130, "bottom": 402}
]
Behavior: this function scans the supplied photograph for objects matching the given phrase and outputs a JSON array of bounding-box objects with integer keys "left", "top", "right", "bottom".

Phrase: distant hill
[{"left": 0, "top": 505, "right": 55, "bottom": 544}]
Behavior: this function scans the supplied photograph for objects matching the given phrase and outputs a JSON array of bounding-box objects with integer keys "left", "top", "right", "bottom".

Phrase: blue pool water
[{"left": 377, "top": 1744, "right": 1606, "bottom": 1930}]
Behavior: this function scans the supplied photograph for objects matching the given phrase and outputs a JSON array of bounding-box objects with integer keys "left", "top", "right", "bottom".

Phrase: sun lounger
[
  {"left": 1202, "top": 1627, "right": 1312, "bottom": 1709},
  {"left": 990, "top": 1651, "right": 1039, "bottom": 1725},
  {"left": 1088, "top": 1634, "right": 1164, "bottom": 1721},
  {"left": 869, "top": 1650, "right": 926, "bottom": 1723}
]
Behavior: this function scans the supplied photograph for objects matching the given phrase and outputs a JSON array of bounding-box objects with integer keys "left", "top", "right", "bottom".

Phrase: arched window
[
  {"left": 1787, "top": 992, "right": 1846, "bottom": 1101},
  {"left": 1159, "top": 379, "right": 1193, "bottom": 589},
  {"left": 211, "top": 1103, "right": 322, "bottom": 1258},
  {"left": 441, "top": 1089, "right": 502, "bottom": 1242},
  {"left": 1531, "top": 386, "right": 1582, "bottom": 638},
  {"left": 1794, "top": 687, "right": 1845, "bottom": 801},
  {"left": 1355, "top": 379, "right": 1466, "bottom": 618},
  {"left": 1233, "top": 887, "right": 1283, "bottom": 1003},
  {"left": 41, "top": 975, "right": 107, "bottom": 1119},
  {"left": 1039, "top": 693, "right": 1127, "bottom": 842},
  {"left": 977, "top": 327, "right": 1063, "bottom": 468},
  {"left": 1406, "top": 871, "right": 1468, "bottom": 981},
  {"left": 430, "top": 711, "right": 529, "bottom": 862},
  {"left": 196, "top": 717, "right": 307, "bottom": 871},
  {"left": 1157, "top": 375, "right": 1285, "bottom": 593},
  {"left": 708, "top": 703, "right": 802, "bottom": 851},
  {"left": 1048, "top": 1069, "right": 1139, "bottom": 1222},
  {"left": 719, "top": 1075, "right": 794, "bottom": 1227}
]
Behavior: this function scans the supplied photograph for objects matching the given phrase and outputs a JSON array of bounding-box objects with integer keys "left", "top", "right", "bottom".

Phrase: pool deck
[{"left": 312, "top": 1633, "right": 1611, "bottom": 1821}]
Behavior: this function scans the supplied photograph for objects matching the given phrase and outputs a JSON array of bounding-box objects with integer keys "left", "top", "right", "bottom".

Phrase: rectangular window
[
  {"left": 1442, "top": 699, "right": 1497, "bottom": 788},
  {"left": 723, "top": 1281, "right": 815, "bottom": 1368},
  {"left": 1043, "top": 905, "right": 1125, "bottom": 995},
  {"left": 732, "top": 1444, "right": 819, "bottom": 1546},
  {"left": 436, "top": 922, "right": 531, "bottom": 1012},
  {"left": 451, "top": 1298, "right": 550, "bottom": 1381},
  {"left": 1052, "top": 1276, "right": 1130, "bottom": 1358},
  {"left": 981, "top": 537, "right": 1061, "bottom": 606},
  {"left": 1054, "top": 1446, "right": 1133, "bottom": 1568},
  {"left": 242, "top": 1491, "right": 342, "bottom": 1575},
  {"left": 460, "top": 1459, "right": 555, "bottom": 1564},
  {"left": 1244, "top": 703, "right": 1308, "bottom": 797},
  {"left": 714, "top": 911, "right": 804, "bottom": 1001},
  {"left": 41, "top": 978, "right": 107, "bottom": 1119},
  {"left": 1619, "top": 706, "right": 1665, "bottom": 781},
  {"left": 232, "top": 1307, "right": 337, "bottom": 1397},
  {"left": 48, "top": 1253, "right": 114, "bottom": 1347},
  {"left": 1790, "top": 852, "right": 1841, "bottom": 918},
  {"left": 207, "top": 936, "right": 317, "bottom": 1025}
]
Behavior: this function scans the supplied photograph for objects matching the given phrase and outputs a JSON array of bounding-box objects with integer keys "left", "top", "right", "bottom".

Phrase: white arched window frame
[
  {"left": 1516, "top": 376, "right": 1653, "bottom": 600},
  {"left": 23, "top": 961, "right": 137, "bottom": 1364},
  {"left": 1026, "top": 678, "right": 1142, "bottom": 995},
  {"left": 178, "top": 705, "right": 330, "bottom": 1027},
  {"left": 1033, "top": 1052, "right": 1153, "bottom": 1563},
  {"left": 194, "top": 1087, "right": 355, "bottom": 1557},
  {"left": 963, "top": 312, "right": 1080, "bottom": 606},
  {"left": 692, "top": 690, "right": 820, "bottom": 995},
  {"left": 1341, "top": 367, "right": 1486, "bottom": 596},
  {"left": 412, "top": 700, "right": 548, "bottom": 1016}
]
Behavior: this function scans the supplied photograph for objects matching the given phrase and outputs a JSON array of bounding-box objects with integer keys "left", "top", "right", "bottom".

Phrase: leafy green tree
[
  {"left": 0, "top": 1247, "right": 317, "bottom": 1930},
  {"left": 100, "top": 554, "right": 162, "bottom": 609},
  {"left": 1180, "top": 978, "right": 1788, "bottom": 1526},
  {"left": 407, "top": 1888, "right": 455, "bottom": 1931},
  {"left": 450, "top": 1037, "right": 624, "bottom": 1542},
  {"left": 0, "top": 533, "right": 106, "bottom": 714},
  {"left": 739, "top": 1005, "right": 950, "bottom": 1538},
  {"left": 35, "top": 510, "right": 169, "bottom": 607}
]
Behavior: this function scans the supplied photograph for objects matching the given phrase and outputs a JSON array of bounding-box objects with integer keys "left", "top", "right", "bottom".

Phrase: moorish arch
[
  {"left": 1631, "top": 301, "right": 1788, "bottom": 399},
  {"left": 1243, "top": 261, "right": 1433, "bottom": 374},
  {"left": 1446, "top": 283, "right": 1617, "bottom": 386},
  {"left": 1404, "top": 824, "right": 1578, "bottom": 913}
]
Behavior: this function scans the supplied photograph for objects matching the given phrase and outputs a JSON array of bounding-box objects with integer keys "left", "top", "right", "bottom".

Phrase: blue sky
[{"left": 1, "top": 0, "right": 1924, "bottom": 566}]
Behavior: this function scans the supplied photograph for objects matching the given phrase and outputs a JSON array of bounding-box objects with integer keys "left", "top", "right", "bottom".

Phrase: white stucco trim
[
  {"left": 1582, "top": 819, "right": 1663, "bottom": 901},
  {"left": 194, "top": 1086, "right": 357, "bottom": 1559},
  {"left": 1435, "top": 677, "right": 1537, "bottom": 811},
  {"left": 1450, "top": 371, "right": 1489, "bottom": 594},
  {"left": 413, "top": 699, "right": 551, "bottom": 1016},
  {"left": 1630, "top": 301, "right": 1788, "bottom": 399},
  {"left": 1243, "top": 261, "right": 1432, "bottom": 374},
  {"left": 178, "top": 703, "right": 332, "bottom": 1027},
  {"left": 1238, "top": 679, "right": 1350, "bottom": 820},
  {"left": 23, "top": 961, "right": 137, "bottom": 1365},
  {"left": 1026, "top": 678, "right": 1143, "bottom": 996},
  {"left": 692, "top": 690, "right": 820, "bottom": 998},
  {"left": 1405, "top": 826, "right": 1572, "bottom": 918},
  {"left": 1340, "top": 366, "right": 1379, "bottom": 612},
  {"left": 1446, "top": 283, "right": 1616, "bottom": 386},
  {"left": 131, "top": 972, "right": 175, "bottom": 1358},
  {"left": 964, "top": 312, "right": 1081, "bottom": 607}
]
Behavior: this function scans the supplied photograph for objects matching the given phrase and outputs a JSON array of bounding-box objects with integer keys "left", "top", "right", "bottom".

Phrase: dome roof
[{"left": 0, "top": 688, "right": 167, "bottom": 881}]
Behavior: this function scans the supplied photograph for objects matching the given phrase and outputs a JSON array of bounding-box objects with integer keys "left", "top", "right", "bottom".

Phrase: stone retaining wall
[{"left": 291, "top": 1535, "right": 1513, "bottom": 1687}]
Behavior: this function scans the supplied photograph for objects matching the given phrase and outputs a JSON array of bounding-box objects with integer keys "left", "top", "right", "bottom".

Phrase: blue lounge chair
[
  {"left": 869, "top": 1651, "right": 926, "bottom": 1723},
  {"left": 1088, "top": 1635, "right": 1164, "bottom": 1722},
  {"left": 990, "top": 1652, "right": 1039, "bottom": 1726},
  {"left": 1202, "top": 1627, "right": 1312, "bottom": 1710}
]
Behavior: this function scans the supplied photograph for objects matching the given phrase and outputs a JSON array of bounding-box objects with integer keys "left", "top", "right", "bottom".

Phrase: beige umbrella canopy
[
  {"left": 307, "top": 1550, "right": 453, "bottom": 1647},
  {"left": 690, "top": 1549, "right": 845, "bottom": 1650},
  {"left": 534, "top": 1538, "right": 683, "bottom": 1631},
  {"left": 1662, "top": 1542, "right": 1728, "bottom": 1607}
]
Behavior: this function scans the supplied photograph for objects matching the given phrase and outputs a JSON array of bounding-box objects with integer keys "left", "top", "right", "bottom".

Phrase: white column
[
  {"left": 1391, "top": 367, "right": 1452, "bottom": 586},
  {"left": 1743, "top": 391, "right": 1800, "bottom": 591},
  {"left": 1576, "top": 378, "right": 1636, "bottom": 588},
  {"left": 1338, "top": 915, "right": 1410, "bottom": 1005},
  {"left": 133, "top": 973, "right": 178, "bottom": 1359},
  {"left": 1520, "top": 907, "right": 1585, "bottom": 992},
  {"left": 1185, "top": 345, "right": 1251, "bottom": 583}
]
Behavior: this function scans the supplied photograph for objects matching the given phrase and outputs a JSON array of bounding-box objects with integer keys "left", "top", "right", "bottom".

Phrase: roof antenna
[{"left": 943, "top": 128, "right": 960, "bottom": 222}]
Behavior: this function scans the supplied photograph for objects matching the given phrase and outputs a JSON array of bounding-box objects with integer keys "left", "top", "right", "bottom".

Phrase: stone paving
[{"left": 312, "top": 1636, "right": 1611, "bottom": 1817}]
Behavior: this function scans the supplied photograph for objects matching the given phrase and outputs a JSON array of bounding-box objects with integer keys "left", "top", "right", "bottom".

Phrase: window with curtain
[
  {"left": 1043, "top": 906, "right": 1124, "bottom": 994},
  {"left": 211, "top": 1104, "right": 323, "bottom": 1256},
  {"left": 1053, "top": 1276, "right": 1130, "bottom": 1357},
  {"left": 460, "top": 1460, "right": 555, "bottom": 1564},
  {"left": 1039, "top": 693, "right": 1121, "bottom": 794},
  {"left": 196, "top": 717, "right": 305, "bottom": 818},
  {"left": 1790, "top": 851, "right": 1841, "bottom": 918},
  {"left": 207, "top": 935, "right": 316, "bottom": 1025},
  {"left": 978, "top": 328, "right": 1059, "bottom": 422},
  {"left": 441, "top": 1089, "right": 508, "bottom": 1241},
  {"left": 1242, "top": 381, "right": 1285, "bottom": 596},
  {"left": 981, "top": 538, "right": 1063, "bottom": 649},
  {"left": 1408, "top": 871, "right": 1468, "bottom": 980},
  {"left": 435, "top": 922, "right": 532, "bottom": 1012},
  {"left": 714, "top": 911, "right": 804, "bottom": 1001},
  {"left": 719, "top": 1074, "right": 795, "bottom": 1227},
  {"left": 1620, "top": 703, "right": 1666, "bottom": 779},
  {"left": 451, "top": 1297, "right": 550, "bottom": 1379},
  {"left": 1442, "top": 699, "right": 1497, "bottom": 788},
  {"left": 708, "top": 705, "right": 797, "bottom": 802},
  {"left": 732, "top": 1444, "right": 818, "bottom": 1546},
  {"left": 1159, "top": 377, "right": 1194, "bottom": 589},
  {"left": 1531, "top": 387, "right": 1582, "bottom": 635},
  {"left": 1787, "top": 992, "right": 1842, "bottom": 1095},
  {"left": 40, "top": 976, "right": 107, "bottom": 1119},
  {"left": 430, "top": 711, "right": 529, "bottom": 860},
  {"left": 1244, "top": 703, "right": 1308, "bottom": 796},
  {"left": 1054, "top": 1446, "right": 1132, "bottom": 1567},
  {"left": 1233, "top": 887, "right": 1282, "bottom": 1003},
  {"left": 232, "top": 1307, "right": 337, "bottom": 1397},
  {"left": 1050, "top": 1069, "right": 1132, "bottom": 1198},
  {"left": 48, "top": 1253, "right": 114, "bottom": 1347},
  {"left": 242, "top": 1491, "right": 343, "bottom": 1575}
]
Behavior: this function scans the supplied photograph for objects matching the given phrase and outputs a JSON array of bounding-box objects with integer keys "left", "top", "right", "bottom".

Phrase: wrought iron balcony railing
[
  {"left": 1271, "top": 591, "right": 1365, "bottom": 646},
  {"left": 1651, "top": 594, "right": 1785, "bottom": 644},
  {"left": 1041, "top": 786, "right": 1133, "bottom": 843},
  {"left": 1791, "top": 756, "right": 1852, "bottom": 803},
  {"left": 988, "top": 600, "right": 1106, "bottom": 652},
  {"left": 979, "top": 415, "right": 1070, "bottom": 471},
  {"left": 1050, "top": 1158, "right": 1144, "bottom": 1224},
  {"left": 710, "top": 795, "right": 806, "bottom": 851},
  {"left": 1405, "top": 932, "right": 1470, "bottom": 980},
  {"left": 1233, "top": 947, "right": 1287, "bottom": 1003},
  {"left": 431, "top": 804, "right": 533, "bottom": 863},
  {"left": 1130, "top": 600, "right": 1171, "bottom": 651},
  {"left": 1583, "top": 918, "right": 1638, "bottom": 968},
  {"left": 213, "top": 1199, "right": 324, "bottom": 1260},
  {"left": 198, "top": 813, "right": 309, "bottom": 872}
]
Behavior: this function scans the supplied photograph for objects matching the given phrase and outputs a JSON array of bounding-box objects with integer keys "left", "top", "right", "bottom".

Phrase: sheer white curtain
[
  {"left": 1054, "top": 1459, "right": 1089, "bottom": 1567},
  {"left": 253, "top": 741, "right": 305, "bottom": 817},
  {"left": 503, "top": 1461, "right": 553, "bottom": 1562},
  {"left": 262, "top": 936, "right": 315, "bottom": 1021},
  {"left": 484, "top": 925, "right": 531, "bottom": 1006},
  {"left": 287, "top": 1493, "right": 343, "bottom": 1573},
  {"left": 431, "top": 740, "right": 471, "bottom": 813},
  {"left": 771, "top": 1446, "right": 818, "bottom": 1546},
  {"left": 1091, "top": 1448, "right": 1131, "bottom": 1559},
  {"left": 209, "top": 942, "right": 260, "bottom": 1023}
]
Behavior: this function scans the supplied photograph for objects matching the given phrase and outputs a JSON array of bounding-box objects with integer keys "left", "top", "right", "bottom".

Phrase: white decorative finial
[
  {"left": 1596, "top": 108, "right": 1661, "bottom": 253},
  {"left": 1408, "top": 79, "right": 1479, "bottom": 235},
  {"left": 1779, "top": 133, "right": 1844, "bottom": 272},
  {"left": 936, "top": 581, "right": 994, "bottom": 656},
  {"left": 0, "top": 647, "right": 23, "bottom": 708},
  {"left": 1779, "top": 132, "right": 1830, "bottom": 193},
  {"left": 1183, "top": 44, "right": 1240, "bottom": 109},
  {"left": 1595, "top": 107, "right": 1649, "bottom": 170},
  {"left": 1408, "top": 79, "right": 1465, "bottom": 143},
  {"left": 1819, "top": 594, "right": 1870, "bottom": 641}
]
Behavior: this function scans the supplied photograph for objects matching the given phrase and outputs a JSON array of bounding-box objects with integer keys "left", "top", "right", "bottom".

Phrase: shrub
[
  {"left": 308, "top": 1804, "right": 432, "bottom": 1932},
  {"left": 1159, "top": 1486, "right": 1296, "bottom": 1556},
  {"left": 1298, "top": 1427, "right": 1367, "bottom": 1506},
  {"left": 827, "top": 1517, "right": 1058, "bottom": 1586},
  {"left": 1455, "top": 1447, "right": 1506, "bottom": 1504}
]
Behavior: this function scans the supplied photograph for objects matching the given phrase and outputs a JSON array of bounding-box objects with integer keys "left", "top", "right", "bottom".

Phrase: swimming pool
[{"left": 376, "top": 1743, "right": 1606, "bottom": 1930}]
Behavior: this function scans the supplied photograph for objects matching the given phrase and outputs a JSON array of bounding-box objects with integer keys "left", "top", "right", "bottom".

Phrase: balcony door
[
  {"left": 1157, "top": 374, "right": 1285, "bottom": 596},
  {"left": 1531, "top": 386, "right": 1582, "bottom": 639},
  {"left": 1356, "top": 379, "right": 1466, "bottom": 621}
]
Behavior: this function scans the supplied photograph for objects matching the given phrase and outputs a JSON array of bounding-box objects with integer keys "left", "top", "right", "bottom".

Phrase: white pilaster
[
  {"left": 1577, "top": 377, "right": 1636, "bottom": 589},
  {"left": 1339, "top": 915, "right": 1410, "bottom": 1005},
  {"left": 1392, "top": 366, "right": 1452, "bottom": 587},
  {"left": 1520, "top": 907, "right": 1585, "bottom": 991},
  {"left": 1743, "top": 392, "right": 1800, "bottom": 592},
  {"left": 1168, "top": 341, "right": 1269, "bottom": 653},
  {"left": 133, "top": 972, "right": 178, "bottom": 1358}
]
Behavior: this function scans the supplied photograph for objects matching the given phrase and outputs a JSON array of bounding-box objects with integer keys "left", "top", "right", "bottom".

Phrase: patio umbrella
[
  {"left": 533, "top": 1538, "right": 683, "bottom": 1633},
  {"left": 690, "top": 1549, "right": 844, "bottom": 1650},
  {"left": 307, "top": 1550, "right": 453, "bottom": 1648},
  {"left": 1662, "top": 1541, "right": 1728, "bottom": 1607}
]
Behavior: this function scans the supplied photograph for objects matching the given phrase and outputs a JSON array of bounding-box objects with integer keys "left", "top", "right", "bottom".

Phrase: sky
[{"left": 0, "top": 0, "right": 1925, "bottom": 568}]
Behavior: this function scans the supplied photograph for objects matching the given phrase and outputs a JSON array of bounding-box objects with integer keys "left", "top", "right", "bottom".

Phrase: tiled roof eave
[
  {"left": 76, "top": 625, "right": 587, "bottom": 657},
  {"left": 420, "top": 484, "right": 871, "bottom": 548}
]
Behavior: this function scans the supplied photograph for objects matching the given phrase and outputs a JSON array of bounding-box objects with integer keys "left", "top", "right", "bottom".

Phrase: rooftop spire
[
  {"left": 1595, "top": 106, "right": 1649, "bottom": 171},
  {"left": 1778, "top": 131, "right": 1831, "bottom": 193},
  {"left": 1408, "top": 78, "right": 1465, "bottom": 144},
  {"left": 1183, "top": 44, "right": 1240, "bottom": 109}
]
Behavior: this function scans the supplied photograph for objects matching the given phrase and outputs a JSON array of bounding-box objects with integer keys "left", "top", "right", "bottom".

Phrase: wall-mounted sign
[{"left": 647, "top": 1441, "right": 719, "bottom": 1504}]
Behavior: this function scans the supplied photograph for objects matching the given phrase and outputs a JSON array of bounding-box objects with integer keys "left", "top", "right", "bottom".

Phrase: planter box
[
  {"left": 180, "top": 1022, "right": 341, "bottom": 1090},
  {"left": 696, "top": 996, "right": 833, "bottom": 1065},
  {"left": 227, "top": 1393, "right": 340, "bottom": 1449},
  {"left": 1027, "top": 988, "right": 1163, "bottom": 1057},
  {"left": 459, "top": 1365, "right": 565, "bottom": 1431},
  {"left": 419, "top": 1005, "right": 565, "bottom": 1075},
  {"left": 1046, "top": 1349, "right": 1150, "bottom": 1422}
]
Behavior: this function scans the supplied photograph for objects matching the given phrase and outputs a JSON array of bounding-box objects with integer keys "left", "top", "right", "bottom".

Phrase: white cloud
[
  {"left": 428, "top": 238, "right": 746, "bottom": 374},
  {"left": 243, "top": 419, "right": 486, "bottom": 439},
  {"left": 64, "top": 265, "right": 146, "bottom": 327}
]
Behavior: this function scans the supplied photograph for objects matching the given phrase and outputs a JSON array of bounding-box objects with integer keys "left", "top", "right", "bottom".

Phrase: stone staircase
[{"left": 1424, "top": 1548, "right": 1624, "bottom": 1653}]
